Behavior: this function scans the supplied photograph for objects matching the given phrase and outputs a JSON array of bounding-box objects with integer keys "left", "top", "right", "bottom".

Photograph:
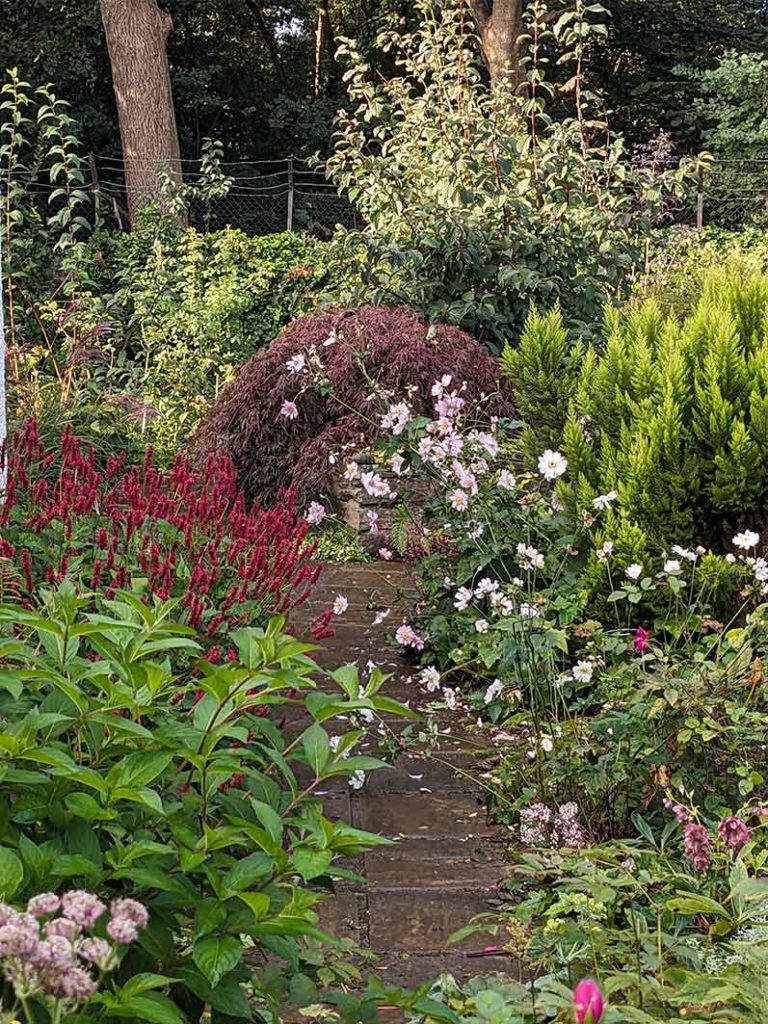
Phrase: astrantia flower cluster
[
  {"left": 519, "top": 801, "right": 585, "bottom": 848},
  {"left": 0, "top": 890, "right": 147, "bottom": 1012}
]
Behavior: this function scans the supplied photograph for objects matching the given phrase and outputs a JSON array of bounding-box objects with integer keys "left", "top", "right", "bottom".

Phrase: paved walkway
[{"left": 292, "top": 562, "right": 512, "bottom": 988}]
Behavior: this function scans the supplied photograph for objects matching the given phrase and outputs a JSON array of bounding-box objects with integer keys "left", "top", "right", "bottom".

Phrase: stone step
[
  {"left": 351, "top": 791, "right": 494, "bottom": 839},
  {"left": 284, "top": 559, "right": 514, "bottom": 1006}
]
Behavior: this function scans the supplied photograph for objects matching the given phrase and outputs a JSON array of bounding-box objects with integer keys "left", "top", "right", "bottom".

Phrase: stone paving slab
[
  {"left": 367, "top": 889, "right": 496, "bottom": 953},
  {"left": 368, "top": 951, "right": 519, "bottom": 989},
  {"left": 293, "top": 561, "right": 513, "bottom": 992},
  {"left": 363, "top": 752, "right": 480, "bottom": 795},
  {"left": 363, "top": 847, "right": 502, "bottom": 889},
  {"left": 352, "top": 791, "right": 495, "bottom": 839}
]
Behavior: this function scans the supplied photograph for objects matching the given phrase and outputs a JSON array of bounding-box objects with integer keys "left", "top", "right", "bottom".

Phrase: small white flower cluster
[
  {"left": 381, "top": 401, "right": 413, "bottom": 436},
  {"left": 538, "top": 450, "right": 568, "bottom": 481},
  {"left": 517, "top": 543, "right": 545, "bottom": 572},
  {"left": 305, "top": 500, "right": 326, "bottom": 526},
  {"left": 453, "top": 577, "right": 516, "bottom": 619},
  {"left": 416, "top": 663, "right": 477, "bottom": 712}
]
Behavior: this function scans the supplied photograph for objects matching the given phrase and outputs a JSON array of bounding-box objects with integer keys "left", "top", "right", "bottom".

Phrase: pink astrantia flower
[
  {"left": 573, "top": 978, "right": 604, "bottom": 1024},
  {"left": 280, "top": 400, "right": 298, "bottom": 420},
  {"left": 332, "top": 594, "right": 349, "bottom": 616}
]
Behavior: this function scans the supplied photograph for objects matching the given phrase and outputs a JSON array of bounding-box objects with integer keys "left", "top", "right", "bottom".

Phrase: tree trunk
[
  {"left": 100, "top": 0, "right": 183, "bottom": 227},
  {"left": 314, "top": 2, "right": 335, "bottom": 98},
  {"left": 469, "top": 0, "right": 525, "bottom": 88}
]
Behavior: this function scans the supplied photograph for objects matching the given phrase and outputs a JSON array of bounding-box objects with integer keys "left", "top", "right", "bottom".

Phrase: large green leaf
[
  {"left": 106, "top": 750, "right": 174, "bottom": 790},
  {"left": 302, "top": 722, "right": 330, "bottom": 776},
  {"left": 192, "top": 936, "right": 243, "bottom": 987},
  {"left": 0, "top": 847, "right": 23, "bottom": 898}
]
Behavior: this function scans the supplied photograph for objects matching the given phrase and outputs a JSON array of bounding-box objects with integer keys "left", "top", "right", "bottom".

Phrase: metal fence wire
[
  {"left": 91, "top": 154, "right": 360, "bottom": 237},
  {"left": 11, "top": 155, "right": 768, "bottom": 238}
]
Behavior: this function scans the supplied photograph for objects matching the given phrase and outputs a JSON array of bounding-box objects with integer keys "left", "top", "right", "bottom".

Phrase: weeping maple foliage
[{"left": 195, "top": 305, "right": 514, "bottom": 503}]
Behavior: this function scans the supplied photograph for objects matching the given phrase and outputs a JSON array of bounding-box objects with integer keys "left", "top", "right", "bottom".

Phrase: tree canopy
[{"left": 1, "top": 0, "right": 766, "bottom": 162}]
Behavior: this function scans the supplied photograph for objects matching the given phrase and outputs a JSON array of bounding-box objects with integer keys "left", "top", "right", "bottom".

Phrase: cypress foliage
[{"left": 504, "top": 267, "right": 768, "bottom": 549}]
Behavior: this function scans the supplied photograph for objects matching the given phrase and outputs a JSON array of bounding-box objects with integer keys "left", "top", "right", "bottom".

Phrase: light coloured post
[
  {"left": 286, "top": 154, "right": 294, "bottom": 232},
  {"left": 0, "top": 225, "right": 6, "bottom": 484}
]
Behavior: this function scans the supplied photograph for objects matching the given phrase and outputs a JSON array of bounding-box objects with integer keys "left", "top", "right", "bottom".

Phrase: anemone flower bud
[{"left": 573, "top": 978, "right": 604, "bottom": 1023}]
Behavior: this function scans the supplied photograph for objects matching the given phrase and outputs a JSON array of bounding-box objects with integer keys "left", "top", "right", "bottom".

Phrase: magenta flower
[
  {"left": 573, "top": 978, "right": 605, "bottom": 1023},
  {"left": 663, "top": 797, "right": 691, "bottom": 824},
  {"left": 683, "top": 822, "right": 712, "bottom": 870},
  {"left": 718, "top": 815, "right": 752, "bottom": 853},
  {"left": 633, "top": 626, "right": 650, "bottom": 653}
]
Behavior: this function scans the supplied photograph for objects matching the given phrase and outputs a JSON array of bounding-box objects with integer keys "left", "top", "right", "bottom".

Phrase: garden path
[{"left": 292, "top": 562, "right": 513, "bottom": 989}]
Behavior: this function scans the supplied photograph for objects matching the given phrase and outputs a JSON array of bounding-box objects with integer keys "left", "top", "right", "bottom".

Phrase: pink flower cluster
[
  {"left": 519, "top": 801, "right": 585, "bottom": 848},
  {"left": 0, "top": 891, "right": 147, "bottom": 1006},
  {"left": 0, "top": 419, "right": 326, "bottom": 638},
  {"left": 395, "top": 623, "right": 425, "bottom": 650},
  {"left": 718, "top": 815, "right": 752, "bottom": 853},
  {"left": 665, "top": 799, "right": 754, "bottom": 869},
  {"left": 683, "top": 822, "right": 712, "bottom": 870}
]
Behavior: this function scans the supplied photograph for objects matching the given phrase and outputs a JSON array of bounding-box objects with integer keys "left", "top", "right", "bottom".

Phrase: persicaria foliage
[{"left": 0, "top": 419, "right": 326, "bottom": 638}]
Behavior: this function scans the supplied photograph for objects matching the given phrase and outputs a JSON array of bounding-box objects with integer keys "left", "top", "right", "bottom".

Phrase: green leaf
[
  {"left": 192, "top": 936, "right": 243, "bottom": 988},
  {"left": 291, "top": 848, "right": 333, "bottom": 881},
  {"left": 106, "top": 751, "right": 174, "bottom": 790},
  {"left": 250, "top": 799, "right": 284, "bottom": 845},
  {"left": 0, "top": 847, "right": 23, "bottom": 898},
  {"left": 238, "top": 892, "right": 270, "bottom": 919},
  {"left": 225, "top": 852, "right": 274, "bottom": 892},
  {"left": 666, "top": 893, "right": 729, "bottom": 918},
  {"left": 302, "top": 722, "right": 330, "bottom": 776},
  {"left": 122, "top": 974, "right": 180, "bottom": 998},
  {"left": 107, "top": 993, "right": 184, "bottom": 1024},
  {"left": 51, "top": 854, "right": 102, "bottom": 878}
]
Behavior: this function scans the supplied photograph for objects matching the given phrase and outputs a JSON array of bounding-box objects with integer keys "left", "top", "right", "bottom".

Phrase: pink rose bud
[{"left": 573, "top": 978, "right": 604, "bottom": 1024}]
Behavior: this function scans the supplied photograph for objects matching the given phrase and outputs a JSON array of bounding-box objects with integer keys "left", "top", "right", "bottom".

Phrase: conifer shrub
[
  {"left": 503, "top": 268, "right": 768, "bottom": 551},
  {"left": 195, "top": 305, "right": 513, "bottom": 503}
]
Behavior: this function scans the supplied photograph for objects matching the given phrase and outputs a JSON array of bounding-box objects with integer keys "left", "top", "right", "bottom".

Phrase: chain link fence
[
  {"left": 91, "top": 155, "right": 359, "bottom": 237},
  {"left": 694, "top": 160, "right": 768, "bottom": 230},
  {"left": 14, "top": 154, "right": 768, "bottom": 239}
]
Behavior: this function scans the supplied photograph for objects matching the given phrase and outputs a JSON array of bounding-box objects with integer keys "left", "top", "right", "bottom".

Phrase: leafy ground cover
[
  {"left": 256, "top": 261, "right": 768, "bottom": 1021},
  {"left": 6, "top": 3, "right": 768, "bottom": 1020}
]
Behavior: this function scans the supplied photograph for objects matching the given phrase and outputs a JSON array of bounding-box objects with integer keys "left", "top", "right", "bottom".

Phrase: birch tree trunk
[{"left": 100, "top": 0, "right": 183, "bottom": 227}]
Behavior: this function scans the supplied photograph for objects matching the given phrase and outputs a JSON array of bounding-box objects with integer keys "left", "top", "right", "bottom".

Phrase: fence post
[
  {"left": 0, "top": 223, "right": 6, "bottom": 484},
  {"left": 696, "top": 166, "right": 704, "bottom": 231},
  {"left": 286, "top": 155, "right": 294, "bottom": 232},
  {"left": 87, "top": 153, "right": 103, "bottom": 228}
]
